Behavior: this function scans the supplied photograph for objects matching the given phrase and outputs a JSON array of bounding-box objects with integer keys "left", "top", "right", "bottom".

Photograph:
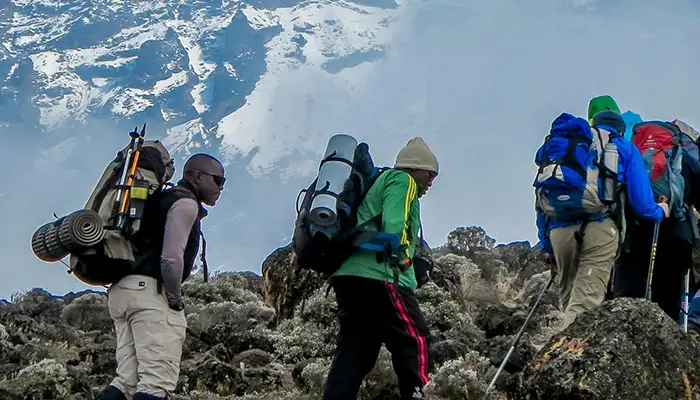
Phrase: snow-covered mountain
[
  {"left": 1, "top": 0, "right": 403, "bottom": 170},
  {"left": 1, "top": 0, "right": 416, "bottom": 297}
]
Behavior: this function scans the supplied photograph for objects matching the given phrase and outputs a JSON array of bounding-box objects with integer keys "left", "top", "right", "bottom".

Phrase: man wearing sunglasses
[{"left": 98, "top": 153, "right": 225, "bottom": 400}]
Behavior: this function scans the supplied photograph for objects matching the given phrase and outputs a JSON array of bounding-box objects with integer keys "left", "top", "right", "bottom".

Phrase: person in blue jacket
[{"left": 536, "top": 106, "right": 669, "bottom": 331}]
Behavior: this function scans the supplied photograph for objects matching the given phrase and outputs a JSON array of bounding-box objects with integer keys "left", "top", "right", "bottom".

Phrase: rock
[
  {"left": 474, "top": 302, "right": 522, "bottom": 338},
  {"left": 78, "top": 334, "right": 117, "bottom": 375},
  {"left": 239, "top": 362, "right": 296, "bottom": 395},
  {"left": 512, "top": 297, "right": 700, "bottom": 399},
  {"left": 236, "top": 271, "right": 265, "bottom": 296},
  {"left": 446, "top": 226, "right": 496, "bottom": 256},
  {"left": 431, "top": 339, "right": 470, "bottom": 366},
  {"left": 233, "top": 349, "right": 271, "bottom": 367},
  {"left": 60, "top": 292, "right": 111, "bottom": 332},
  {"left": 186, "top": 301, "right": 275, "bottom": 357},
  {"left": 0, "top": 358, "right": 72, "bottom": 399},
  {"left": 61, "top": 289, "right": 105, "bottom": 306},
  {"left": 494, "top": 241, "right": 549, "bottom": 283},
  {"left": 261, "top": 244, "right": 325, "bottom": 324},
  {"left": 8, "top": 223, "right": 681, "bottom": 400},
  {"left": 183, "top": 273, "right": 263, "bottom": 306},
  {"left": 179, "top": 358, "right": 243, "bottom": 396},
  {"left": 475, "top": 332, "right": 537, "bottom": 375}
]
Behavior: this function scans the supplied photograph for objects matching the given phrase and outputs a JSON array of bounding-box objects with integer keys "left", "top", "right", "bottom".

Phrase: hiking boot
[
  {"left": 96, "top": 385, "right": 127, "bottom": 400},
  {"left": 133, "top": 392, "right": 168, "bottom": 400}
]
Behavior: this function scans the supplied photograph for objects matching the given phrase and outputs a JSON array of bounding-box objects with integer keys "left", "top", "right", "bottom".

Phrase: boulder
[
  {"left": 261, "top": 244, "right": 325, "bottom": 324},
  {"left": 510, "top": 297, "right": 700, "bottom": 399}
]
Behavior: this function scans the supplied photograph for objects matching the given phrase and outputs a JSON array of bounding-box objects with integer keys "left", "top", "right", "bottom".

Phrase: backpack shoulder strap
[{"left": 200, "top": 231, "right": 209, "bottom": 283}]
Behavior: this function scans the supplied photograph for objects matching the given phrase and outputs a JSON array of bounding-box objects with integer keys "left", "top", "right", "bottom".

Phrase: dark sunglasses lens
[{"left": 214, "top": 176, "right": 226, "bottom": 186}]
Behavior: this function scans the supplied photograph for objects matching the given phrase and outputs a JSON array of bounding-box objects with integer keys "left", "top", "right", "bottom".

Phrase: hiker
[
  {"left": 535, "top": 98, "right": 670, "bottom": 331},
  {"left": 321, "top": 137, "right": 438, "bottom": 400},
  {"left": 613, "top": 119, "right": 700, "bottom": 323},
  {"left": 98, "top": 153, "right": 225, "bottom": 400}
]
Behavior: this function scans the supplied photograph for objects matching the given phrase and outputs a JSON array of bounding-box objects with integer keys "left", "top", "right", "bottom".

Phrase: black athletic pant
[
  {"left": 322, "top": 276, "right": 432, "bottom": 400},
  {"left": 614, "top": 226, "right": 692, "bottom": 323}
]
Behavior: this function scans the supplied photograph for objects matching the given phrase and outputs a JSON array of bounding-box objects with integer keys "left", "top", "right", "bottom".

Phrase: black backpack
[{"left": 293, "top": 140, "right": 389, "bottom": 276}]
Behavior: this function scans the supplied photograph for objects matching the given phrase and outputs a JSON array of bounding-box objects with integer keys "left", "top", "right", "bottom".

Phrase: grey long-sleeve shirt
[{"left": 160, "top": 197, "right": 200, "bottom": 306}]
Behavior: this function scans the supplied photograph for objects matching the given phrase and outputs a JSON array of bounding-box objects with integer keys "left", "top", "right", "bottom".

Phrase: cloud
[
  {"left": 223, "top": 0, "right": 700, "bottom": 249},
  {"left": 2, "top": 0, "right": 699, "bottom": 299}
]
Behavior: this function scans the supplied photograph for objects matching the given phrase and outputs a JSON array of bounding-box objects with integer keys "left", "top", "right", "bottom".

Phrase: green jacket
[{"left": 333, "top": 168, "right": 422, "bottom": 290}]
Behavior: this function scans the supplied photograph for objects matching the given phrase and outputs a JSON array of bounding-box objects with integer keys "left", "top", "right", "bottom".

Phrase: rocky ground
[{"left": 1, "top": 226, "right": 699, "bottom": 399}]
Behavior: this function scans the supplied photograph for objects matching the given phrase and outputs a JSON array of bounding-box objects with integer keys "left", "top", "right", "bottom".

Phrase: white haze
[{"left": 1, "top": 0, "right": 699, "bottom": 298}]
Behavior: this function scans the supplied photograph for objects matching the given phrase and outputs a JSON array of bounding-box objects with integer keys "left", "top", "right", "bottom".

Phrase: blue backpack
[{"left": 533, "top": 112, "right": 621, "bottom": 222}]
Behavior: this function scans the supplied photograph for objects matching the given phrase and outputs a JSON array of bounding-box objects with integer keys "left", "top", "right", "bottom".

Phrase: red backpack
[{"left": 631, "top": 121, "right": 685, "bottom": 218}]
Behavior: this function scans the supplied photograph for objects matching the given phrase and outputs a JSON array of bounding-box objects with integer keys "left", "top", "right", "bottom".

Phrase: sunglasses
[{"left": 197, "top": 171, "right": 226, "bottom": 187}]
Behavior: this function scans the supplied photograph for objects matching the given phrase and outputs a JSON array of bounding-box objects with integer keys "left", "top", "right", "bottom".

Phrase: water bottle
[
  {"left": 127, "top": 179, "right": 151, "bottom": 234},
  {"left": 601, "top": 142, "right": 619, "bottom": 204}
]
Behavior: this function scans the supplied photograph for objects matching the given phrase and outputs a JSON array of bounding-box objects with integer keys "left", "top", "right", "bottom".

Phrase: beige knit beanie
[{"left": 394, "top": 137, "right": 439, "bottom": 174}]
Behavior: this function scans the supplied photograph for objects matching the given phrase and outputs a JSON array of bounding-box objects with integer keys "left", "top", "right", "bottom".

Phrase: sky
[{"left": 2, "top": 0, "right": 700, "bottom": 299}]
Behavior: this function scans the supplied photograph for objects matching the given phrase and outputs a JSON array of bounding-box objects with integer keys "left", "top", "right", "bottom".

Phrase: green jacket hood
[{"left": 588, "top": 95, "right": 621, "bottom": 121}]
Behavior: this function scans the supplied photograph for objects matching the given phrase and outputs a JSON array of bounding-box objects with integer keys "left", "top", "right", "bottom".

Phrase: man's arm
[
  {"left": 380, "top": 171, "right": 418, "bottom": 262},
  {"left": 161, "top": 197, "right": 200, "bottom": 309},
  {"left": 619, "top": 141, "right": 664, "bottom": 222}
]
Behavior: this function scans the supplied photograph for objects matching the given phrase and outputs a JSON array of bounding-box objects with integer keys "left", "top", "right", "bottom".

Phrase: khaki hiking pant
[
  {"left": 107, "top": 275, "right": 187, "bottom": 399},
  {"left": 550, "top": 218, "right": 618, "bottom": 330}
]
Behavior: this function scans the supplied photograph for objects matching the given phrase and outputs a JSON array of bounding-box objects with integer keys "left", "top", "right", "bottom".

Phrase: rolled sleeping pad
[
  {"left": 31, "top": 220, "right": 67, "bottom": 262},
  {"left": 31, "top": 209, "right": 106, "bottom": 263},
  {"left": 309, "top": 133, "right": 358, "bottom": 229}
]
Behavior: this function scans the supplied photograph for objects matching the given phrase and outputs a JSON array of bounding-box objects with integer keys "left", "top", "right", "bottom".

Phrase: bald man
[{"left": 98, "top": 154, "right": 225, "bottom": 400}]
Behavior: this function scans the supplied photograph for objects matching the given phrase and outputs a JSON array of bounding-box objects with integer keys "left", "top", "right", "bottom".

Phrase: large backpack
[
  {"left": 293, "top": 134, "right": 389, "bottom": 276},
  {"left": 534, "top": 112, "right": 621, "bottom": 222},
  {"left": 31, "top": 125, "right": 175, "bottom": 286},
  {"left": 672, "top": 119, "right": 700, "bottom": 161},
  {"left": 631, "top": 121, "right": 686, "bottom": 220}
]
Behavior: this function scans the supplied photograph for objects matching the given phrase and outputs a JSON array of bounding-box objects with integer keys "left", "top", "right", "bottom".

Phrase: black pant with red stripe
[{"left": 322, "top": 276, "right": 432, "bottom": 400}]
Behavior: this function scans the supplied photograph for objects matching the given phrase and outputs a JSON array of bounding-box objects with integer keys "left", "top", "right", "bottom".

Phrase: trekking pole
[
  {"left": 115, "top": 124, "right": 147, "bottom": 231},
  {"left": 645, "top": 221, "right": 660, "bottom": 301},
  {"left": 483, "top": 272, "right": 555, "bottom": 399},
  {"left": 646, "top": 195, "right": 667, "bottom": 301},
  {"left": 683, "top": 271, "right": 690, "bottom": 332}
]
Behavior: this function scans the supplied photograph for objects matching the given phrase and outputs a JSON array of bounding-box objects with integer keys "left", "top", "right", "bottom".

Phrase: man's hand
[
  {"left": 658, "top": 196, "right": 670, "bottom": 218},
  {"left": 166, "top": 292, "right": 185, "bottom": 311},
  {"left": 169, "top": 299, "right": 184, "bottom": 311}
]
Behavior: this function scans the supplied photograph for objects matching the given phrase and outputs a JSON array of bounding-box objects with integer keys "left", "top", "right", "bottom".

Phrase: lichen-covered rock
[
  {"left": 60, "top": 292, "right": 110, "bottom": 332},
  {"left": 0, "top": 358, "right": 72, "bottom": 399},
  {"left": 7, "top": 224, "right": 687, "bottom": 400},
  {"left": 261, "top": 244, "right": 325, "bottom": 324},
  {"left": 512, "top": 297, "right": 700, "bottom": 400},
  {"left": 183, "top": 272, "right": 262, "bottom": 307},
  {"left": 493, "top": 241, "right": 549, "bottom": 283},
  {"left": 179, "top": 357, "right": 243, "bottom": 396},
  {"left": 446, "top": 226, "right": 496, "bottom": 256},
  {"left": 234, "top": 349, "right": 272, "bottom": 367},
  {"left": 423, "top": 350, "right": 493, "bottom": 400}
]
